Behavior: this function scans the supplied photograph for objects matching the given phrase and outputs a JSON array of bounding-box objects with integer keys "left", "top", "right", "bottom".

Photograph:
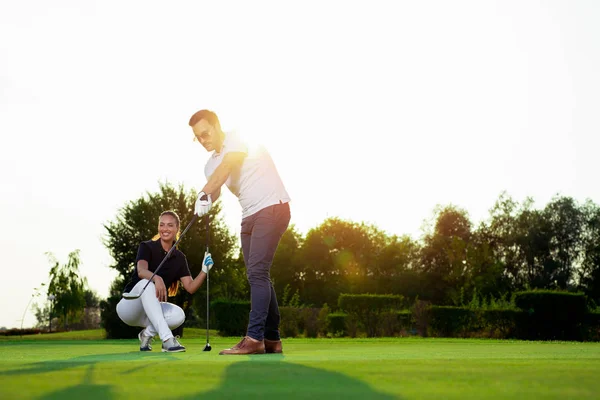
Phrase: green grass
[
  {"left": 0, "top": 328, "right": 218, "bottom": 341},
  {"left": 1, "top": 332, "right": 599, "bottom": 399}
]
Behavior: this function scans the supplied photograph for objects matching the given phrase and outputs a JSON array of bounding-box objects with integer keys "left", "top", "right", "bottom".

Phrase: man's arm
[
  {"left": 212, "top": 187, "right": 221, "bottom": 202},
  {"left": 202, "top": 152, "right": 246, "bottom": 196}
]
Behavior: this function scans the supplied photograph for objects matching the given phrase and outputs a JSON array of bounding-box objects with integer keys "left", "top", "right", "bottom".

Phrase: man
[{"left": 189, "top": 109, "right": 291, "bottom": 355}]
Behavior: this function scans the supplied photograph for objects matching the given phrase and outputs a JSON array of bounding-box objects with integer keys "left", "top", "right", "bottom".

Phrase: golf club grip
[{"left": 139, "top": 213, "right": 199, "bottom": 293}]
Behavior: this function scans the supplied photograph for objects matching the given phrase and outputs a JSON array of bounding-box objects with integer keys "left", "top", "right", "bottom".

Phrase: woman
[{"left": 116, "top": 210, "right": 213, "bottom": 352}]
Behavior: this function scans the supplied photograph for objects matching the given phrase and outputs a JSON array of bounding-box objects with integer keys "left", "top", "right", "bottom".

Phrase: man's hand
[
  {"left": 153, "top": 276, "right": 167, "bottom": 302},
  {"left": 195, "top": 191, "right": 212, "bottom": 217},
  {"left": 202, "top": 251, "right": 214, "bottom": 274}
]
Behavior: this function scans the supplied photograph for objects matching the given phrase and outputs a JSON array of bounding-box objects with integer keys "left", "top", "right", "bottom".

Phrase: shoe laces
[
  {"left": 140, "top": 333, "right": 153, "bottom": 347},
  {"left": 236, "top": 337, "right": 248, "bottom": 348}
]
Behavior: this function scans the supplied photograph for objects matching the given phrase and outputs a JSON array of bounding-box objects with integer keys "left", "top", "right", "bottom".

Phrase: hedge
[
  {"left": 327, "top": 313, "right": 348, "bottom": 337},
  {"left": 428, "top": 306, "right": 479, "bottom": 337},
  {"left": 514, "top": 290, "right": 587, "bottom": 340},
  {"left": 338, "top": 294, "right": 404, "bottom": 337},
  {"left": 212, "top": 299, "right": 250, "bottom": 337}
]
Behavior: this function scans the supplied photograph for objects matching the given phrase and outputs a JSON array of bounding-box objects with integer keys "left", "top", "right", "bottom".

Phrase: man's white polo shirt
[{"left": 204, "top": 133, "right": 291, "bottom": 219}]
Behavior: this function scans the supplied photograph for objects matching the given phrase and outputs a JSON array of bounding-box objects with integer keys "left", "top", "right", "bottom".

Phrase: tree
[
  {"left": 271, "top": 225, "right": 304, "bottom": 303},
  {"left": 84, "top": 290, "right": 101, "bottom": 308},
  {"left": 372, "top": 234, "right": 421, "bottom": 300},
  {"left": 419, "top": 205, "right": 473, "bottom": 304},
  {"left": 578, "top": 200, "right": 600, "bottom": 304},
  {"left": 486, "top": 193, "right": 556, "bottom": 290},
  {"left": 486, "top": 192, "right": 526, "bottom": 289},
  {"left": 297, "top": 218, "right": 388, "bottom": 307},
  {"left": 542, "top": 196, "right": 586, "bottom": 289},
  {"left": 46, "top": 250, "right": 87, "bottom": 330}
]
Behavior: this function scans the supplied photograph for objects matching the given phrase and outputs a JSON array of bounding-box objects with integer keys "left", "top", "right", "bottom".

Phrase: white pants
[{"left": 116, "top": 279, "right": 185, "bottom": 342}]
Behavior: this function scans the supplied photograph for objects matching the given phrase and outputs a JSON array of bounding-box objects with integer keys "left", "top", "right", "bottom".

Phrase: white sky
[{"left": 1, "top": 0, "right": 598, "bottom": 329}]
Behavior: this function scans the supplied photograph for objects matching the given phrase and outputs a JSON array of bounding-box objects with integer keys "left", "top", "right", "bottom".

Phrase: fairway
[{"left": 1, "top": 336, "right": 599, "bottom": 399}]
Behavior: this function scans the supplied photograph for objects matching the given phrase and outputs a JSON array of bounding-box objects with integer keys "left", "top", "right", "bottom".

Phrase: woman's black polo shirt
[{"left": 123, "top": 239, "right": 191, "bottom": 293}]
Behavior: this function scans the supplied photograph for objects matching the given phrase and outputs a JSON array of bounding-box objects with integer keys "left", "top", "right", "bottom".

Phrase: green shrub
[
  {"left": 1, "top": 328, "right": 44, "bottom": 336},
  {"left": 327, "top": 313, "right": 347, "bottom": 337},
  {"left": 583, "top": 312, "right": 600, "bottom": 341},
  {"left": 317, "top": 304, "right": 330, "bottom": 336},
  {"left": 279, "top": 306, "right": 301, "bottom": 338},
  {"left": 428, "top": 306, "right": 478, "bottom": 337},
  {"left": 397, "top": 310, "right": 415, "bottom": 334},
  {"left": 338, "top": 294, "right": 404, "bottom": 337},
  {"left": 379, "top": 311, "right": 401, "bottom": 336},
  {"left": 514, "top": 290, "right": 587, "bottom": 340},
  {"left": 100, "top": 296, "right": 139, "bottom": 339},
  {"left": 345, "top": 313, "right": 359, "bottom": 338},
  {"left": 411, "top": 300, "right": 432, "bottom": 337},
  {"left": 300, "top": 308, "right": 321, "bottom": 338},
  {"left": 479, "top": 309, "right": 525, "bottom": 338},
  {"left": 211, "top": 299, "right": 250, "bottom": 337}
]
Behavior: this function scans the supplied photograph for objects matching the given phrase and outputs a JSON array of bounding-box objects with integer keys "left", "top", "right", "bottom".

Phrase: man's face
[{"left": 192, "top": 119, "right": 219, "bottom": 151}]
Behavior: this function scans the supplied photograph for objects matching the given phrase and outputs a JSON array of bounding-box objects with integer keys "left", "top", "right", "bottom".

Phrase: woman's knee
[
  {"left": 137, "top": 279, "right": 155, "bottom": 294},
  {"left": 164, "top": 304, "right": 186, "bottom": 329},
  {"left": 116, "top": 298, "right": 142, "bottom": 326}
]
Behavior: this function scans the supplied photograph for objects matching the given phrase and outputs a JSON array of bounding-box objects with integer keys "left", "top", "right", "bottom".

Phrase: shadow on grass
[
  {"left": 174, "top": 355, "right": 398, "bottom": 400},
  {"left": 0, "top": 351, "right": 177, "bottom": 376},
  {"left": 1, "top": 351, "right": 179, "bottom": 400},
  {"left": 37, "top": 365, "right": 114, "bottom": 400}
]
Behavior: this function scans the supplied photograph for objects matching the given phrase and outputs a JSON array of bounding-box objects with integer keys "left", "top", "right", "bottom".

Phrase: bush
[
  {"left": 428, "top": 306, "right": 478, "bottom": 337},
  {"left": 212, "top": 299, "right": 250, "bottom": 337},
  {"left": 397, "top": 310, "right": 415, "bottom": 335},
  {"left": 411, "top": 300, "right": 432, "bottom": 337},
  {"left": 279, "top": 307, "right": 325, "bottom": 338},
  {"left": 100, "top": 296, "right": 140, "bottom": 339},
  {"left": 479, "top": 309, "right": 525, "bottom": 339},
  {"left": 379, "top": 311, "right": 402, "bottom": 336},
  {"left": 279, "top": 307, "right": 301, "bottom": 338},
  {"left": 317, "top": 304, "right": 330, "bottom": 336},
  {"left": 300, "top": 308, "right": 321, "bottom": 338},
  {"left": 583, "top": 312, "right": 600, "bottom": 341},
  {"left": 514, "top": 290, "right": 587, "bottom": 340},
  {"left": 327, "top": 313, "right": 347, "bottom": 337},
  {"left": 1, "top": 328, "right": 44, "bottom": 336},
  {"left": 338, "top": 294, "right": 404, "bottom": 337}
]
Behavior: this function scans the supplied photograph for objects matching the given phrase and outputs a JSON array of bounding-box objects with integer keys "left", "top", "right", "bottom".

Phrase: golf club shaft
[{"left": 206, "top": 213, "right": 210, "bottom": 344}]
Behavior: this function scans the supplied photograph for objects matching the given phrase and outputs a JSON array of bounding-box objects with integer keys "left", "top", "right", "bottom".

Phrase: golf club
[
  {"left": 203, "top": 212, "right": 212, "bottom": 351},
  {"left": 122, "top": 213, "right": 199, "bottom": 300}
]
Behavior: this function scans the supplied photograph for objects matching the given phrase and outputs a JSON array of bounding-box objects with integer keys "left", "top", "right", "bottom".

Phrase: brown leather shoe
[
  {"left": 219, "top": 336, "right": 265, "bottom": 355},
  {"left": 264, "top": 339, "right": 283, "bottom": 354}
]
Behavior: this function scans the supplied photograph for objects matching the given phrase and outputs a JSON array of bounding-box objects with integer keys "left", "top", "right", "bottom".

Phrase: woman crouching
[{"left": 116, "top": 210, "right": 213, "bottom": 352}]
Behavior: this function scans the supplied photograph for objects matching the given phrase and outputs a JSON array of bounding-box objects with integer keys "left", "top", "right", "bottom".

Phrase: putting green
[{"left": 1, "top": 337, "right": 599, "bottom": 399}]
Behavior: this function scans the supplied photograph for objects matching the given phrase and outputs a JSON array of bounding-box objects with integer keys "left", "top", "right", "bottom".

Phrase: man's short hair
[{"left": 189, "top": 109, "right": 221, "bottom": 129}]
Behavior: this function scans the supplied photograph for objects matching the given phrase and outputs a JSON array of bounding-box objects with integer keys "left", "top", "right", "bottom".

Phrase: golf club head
[
  {"left": 203, "top": 343, "right": 212, "bottom": 352},
  {"left": 122, "top": 292, "right": 141, "bottom": 300}
]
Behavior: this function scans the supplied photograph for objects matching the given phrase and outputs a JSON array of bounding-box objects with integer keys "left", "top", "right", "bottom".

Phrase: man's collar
[{"left": 212, "top": 133, "right": 227, "bottom": 157}]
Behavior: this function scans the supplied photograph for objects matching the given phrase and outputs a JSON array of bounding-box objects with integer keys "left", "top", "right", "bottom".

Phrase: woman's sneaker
[
  {"left": 162, "top": 336, "right": 186, "bottom": 352},
  {"left": 139, "top": 330, "right": 153, "bottom": 352}
]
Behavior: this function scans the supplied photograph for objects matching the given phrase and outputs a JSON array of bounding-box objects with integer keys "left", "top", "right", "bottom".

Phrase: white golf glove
[
  {"left": 202, "top": 251, "right": 214, "bottom": 274},
  {"left": 194, "top": 191, "right": 212, "bottom": 217}
]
